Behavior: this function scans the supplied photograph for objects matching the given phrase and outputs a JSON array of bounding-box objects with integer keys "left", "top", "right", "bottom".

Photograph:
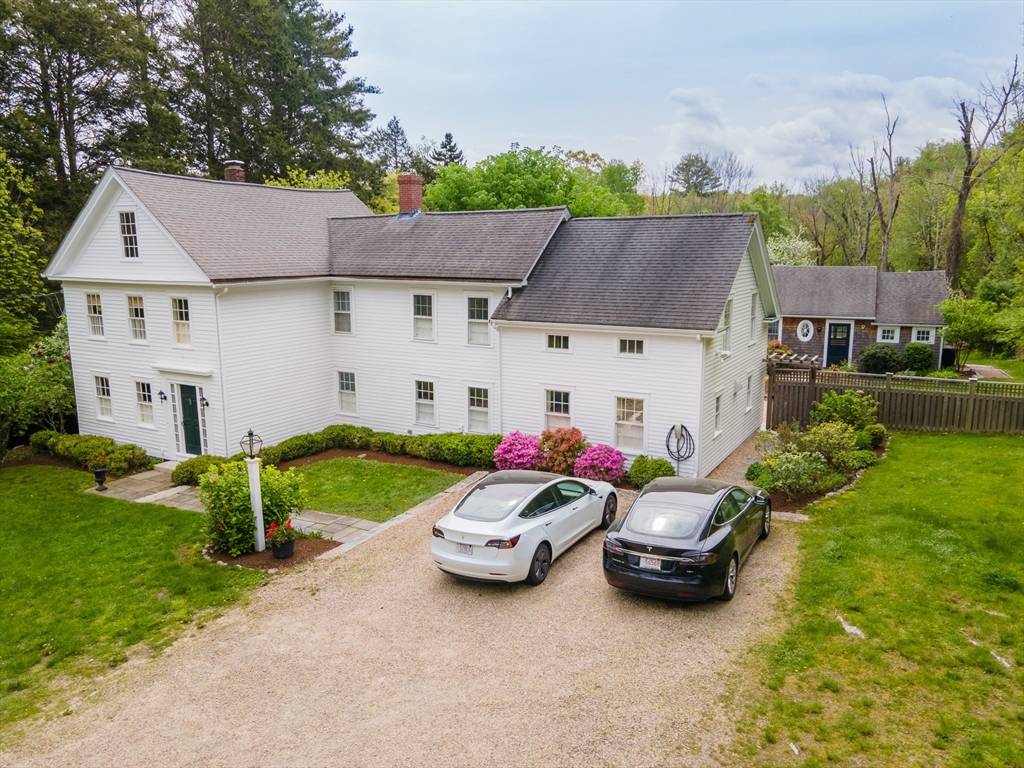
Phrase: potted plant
[
  {"left": 265, "top": 519, "right": 298, "bottom": 559},
  {"left": 86, "top": 455, "right": 109, "bottom": 490}
]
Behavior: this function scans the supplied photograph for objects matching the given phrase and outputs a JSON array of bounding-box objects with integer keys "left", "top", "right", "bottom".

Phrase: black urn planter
[
  {"left": 271, "top": 539, "right": 295, "bottom": 559},
  {"left": 93, "top": 469, "right": 108, "bottom": 491}
]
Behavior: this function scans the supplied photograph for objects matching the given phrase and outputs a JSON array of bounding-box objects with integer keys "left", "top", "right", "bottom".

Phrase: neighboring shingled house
[
  {"left": 771, "top": 266, "right": 948, "bottom": 368},
  {"left": 44, "top": 167, "right": 780, "bottom": 477}
]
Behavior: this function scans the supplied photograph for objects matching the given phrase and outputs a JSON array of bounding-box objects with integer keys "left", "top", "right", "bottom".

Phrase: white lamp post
[{"left": 240, "top": 429, "right": 266, "bottom": 553}]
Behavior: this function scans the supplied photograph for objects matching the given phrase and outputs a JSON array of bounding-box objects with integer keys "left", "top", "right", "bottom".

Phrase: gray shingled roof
[
  {"left": 114, "top": 167, "right": 371, "bottom": 281},
  {"left": 327, "top": 208, "right": 568, "bottom": 282},
  {"left": 876, "top": 270, "right": 947, "bottom": 325},
  {"left": 773, "top": 266, "right": 877, "bottom": 319},
  {"left": 491, "top": 214, "right": 757, "bottom": 332}
]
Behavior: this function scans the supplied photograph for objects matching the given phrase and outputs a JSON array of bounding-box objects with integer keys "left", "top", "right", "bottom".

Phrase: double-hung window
[
  {"left": 615, "top": 397, "right": 644, "bottom": 451},
  {"left": 413, "top": 294, "right": 434, "bottom": 340},
  {"left": 766, "top": 318, "right": 780, "bottom": 341},
  {"left": 136, "top": 382, "right": 154, "bottom": 425},
  {"left": 333, "top": 290, "right": 352, "bottom": 333},
  {"left": 746, "top": 374, "right": 753, "bottom": 410},
  {"left": 467, "top": 297, "right": 489, "bottom": 345},
  {"left": 749, "top": 293, "right": 758, "bottom": 340},
  {"left": 714, "top": 395, "right": 722, "bottom": 433},
  {"left": 171, "top": 298, "right": 191, "bottom": 345},
  {"left": 722, "top": 299, "right": 732, "bottom": 352},
  {"left": 127, "top": 295, "right": 146, "bottom": 340},
  {"left": 619, "top": 338, "right": 644, "bottom": 355},
  {"left": 415, "top": 380, "right": 435, "bottom": 424},
  {"left": 545, "top": 390, "right": 570, "bottom": 430},
  {"left": 468, "top": 387, "right": 489, "bottom": 433},
  {"left": 86, "top": 293, "right": 104, "bottom": 337},
  {"left": 95, "top": 376, "right": 112, "bottom": 419},
  {"left": 119, "top": 212, "right": 139, "bottom": 258},
  {"left": 338, "top": 371, "right": 357, "bottom": 413}
]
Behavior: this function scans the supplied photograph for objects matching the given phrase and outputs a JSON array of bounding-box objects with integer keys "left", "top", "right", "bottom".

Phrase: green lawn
[
  {"left": 0, "top": 465, "right": 264, "bottom": 730},
  {"left": 965, "top": 354, "right": 1024, "bottom": 382},
  {"left": 732, "top": 433, "right": 1024, "bottom": 767},
  {"left": 299, "top": 457, "right": 462, "bottom": 522}
]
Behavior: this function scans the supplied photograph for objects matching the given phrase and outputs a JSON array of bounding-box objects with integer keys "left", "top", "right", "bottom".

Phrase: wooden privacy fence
[{"left": 765, "top": 362, "right": 1024, "bottom": 435}]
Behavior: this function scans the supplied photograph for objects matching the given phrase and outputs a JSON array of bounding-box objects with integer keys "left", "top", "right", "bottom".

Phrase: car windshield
[
  {"left": 453, "top": 483, "right": 536, "bottom": 522},
  {"left": 626, "top": 502, "right": 704, "bottom": 539}
]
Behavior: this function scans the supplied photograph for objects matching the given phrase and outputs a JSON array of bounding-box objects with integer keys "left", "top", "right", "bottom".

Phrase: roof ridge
[
  {"left": 567, "top": 212, "right": 756, "bottom": 223},
  {"left": 326, "top": 207, "right": 569, "bottom": 222},
  {"left": 112, "top": 166, "right": 356, "bottom": 194}
]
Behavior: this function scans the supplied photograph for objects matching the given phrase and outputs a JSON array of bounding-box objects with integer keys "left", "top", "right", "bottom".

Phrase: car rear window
[
  {"left": 626, "top": 502, "right": 704, "bottom": 539},
  {"left": 453, "top": 483, "right": 536, "bottom": 522}
]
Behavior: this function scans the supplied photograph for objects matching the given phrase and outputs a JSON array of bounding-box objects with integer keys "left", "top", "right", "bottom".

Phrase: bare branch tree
[
  {"left": 945, "top": 56, "right": 1021, "bottom": 290},
  {"left": 869, "top": 94, "right": 901, "bottom": 273}
]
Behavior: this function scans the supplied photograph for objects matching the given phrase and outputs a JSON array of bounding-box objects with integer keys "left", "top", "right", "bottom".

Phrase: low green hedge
[
  {"left": 628, "top": 454, "right": 676, "bottom": 487},
  {"left": 29, "top": 430, "right": 152, "bottom": 477},
  {"left": 171, "top": 454, "right": 237, "bottom": 485}
]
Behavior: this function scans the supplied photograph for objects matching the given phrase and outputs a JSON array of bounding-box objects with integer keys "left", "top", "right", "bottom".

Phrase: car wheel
[
  {"left": 721, "top": 554, "right": 738, "bottom": 601},
  {"left": 599, "top": 493, "right": 618, "bottom": 529},
  {"left": 759, "top": 502, "right": 771, "bottom": 540},
  {"left": 525, "top": 543, "right": 551, "bottom": 586}
]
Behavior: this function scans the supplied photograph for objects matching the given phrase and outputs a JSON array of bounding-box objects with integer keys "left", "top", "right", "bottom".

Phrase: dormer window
[{"left": 119, "top": 212, "right": 139, "bottom": 258}]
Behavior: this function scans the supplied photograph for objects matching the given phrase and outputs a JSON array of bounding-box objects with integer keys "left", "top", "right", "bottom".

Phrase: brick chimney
[
  {"left": 398, "top": 173, "right": 423, "bottom": 215},
  {"left": 223, "top": 160, "right": 245, "bottom": 183}
]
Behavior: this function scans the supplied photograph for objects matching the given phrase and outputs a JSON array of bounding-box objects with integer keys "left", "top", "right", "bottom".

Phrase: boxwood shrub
[
  {"left": 902, "top": 341, "right": 934, "bottom": 373},
  {"left": 628, "top": 454, "right": 676, "bottom": 487},
  {"left": 28, "top": 430, "right": 151, "bottom": 476},
  {"left": 171, "top": 454, "right": 236, "bottom": 485},
  {"left": 859, "top": 343, "right": 903, "bottom": 374}
]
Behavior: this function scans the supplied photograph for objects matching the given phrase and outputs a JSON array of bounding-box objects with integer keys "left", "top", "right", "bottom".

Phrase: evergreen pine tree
[{"left": 430, "top": 132, "right": 465, "bottom": 167}]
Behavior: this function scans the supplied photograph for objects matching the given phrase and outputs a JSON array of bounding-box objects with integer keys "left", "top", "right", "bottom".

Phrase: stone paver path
[{"left": 970, "top": 364, "right": 1011, "bottom": 379}]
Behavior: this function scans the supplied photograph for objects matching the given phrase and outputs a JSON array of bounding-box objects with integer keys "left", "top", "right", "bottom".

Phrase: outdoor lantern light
[
  {"left": 199, "top": 396, "right": 210, "bottom": 408},
  {"left": 157, "top": 390, "right": 167, "bottom": 402},
  {"left": 240, "top": 429, "right": 263, "bottom": 458}
]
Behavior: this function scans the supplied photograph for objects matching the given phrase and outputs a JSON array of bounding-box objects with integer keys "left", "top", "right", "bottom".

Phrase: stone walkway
[{"left": 85, "top": 464, "right": 385, "bottom": 544}]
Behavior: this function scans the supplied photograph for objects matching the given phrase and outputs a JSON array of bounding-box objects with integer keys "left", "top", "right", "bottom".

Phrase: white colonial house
[{"left": 44, "top": 166, "right": 780, "bottom": 477}]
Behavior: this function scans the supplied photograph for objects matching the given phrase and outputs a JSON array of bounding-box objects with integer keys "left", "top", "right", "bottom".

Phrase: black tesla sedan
[{"left": 602, "top": 477, "right": 770, "bottom": 601}]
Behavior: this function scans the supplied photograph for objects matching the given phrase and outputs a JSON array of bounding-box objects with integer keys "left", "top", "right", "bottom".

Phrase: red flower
[
  {"left": 285, "top": 520, "right": 292, "bottom": 529},
  {"left": 267, "top": 529, "right": 274, "bottom": 537}
]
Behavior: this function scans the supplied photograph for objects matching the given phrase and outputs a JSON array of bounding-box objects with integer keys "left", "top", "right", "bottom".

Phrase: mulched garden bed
[
  {"left": 208, "top": 537, "right": 340, "bottom": 571},
  {"left": 279, "top": 447, "right": 483, "bottom": 476},
  {"left": 0, "top": 446, "right": 76, "bottom": 469}
]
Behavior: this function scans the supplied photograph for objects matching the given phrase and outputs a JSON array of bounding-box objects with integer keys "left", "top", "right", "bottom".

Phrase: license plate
[
  {"left": 639, "top": 556, "right": 661, "bottom": 570},
  {"left": 458, "top": 543, "right": 473, "bottom": 555}
]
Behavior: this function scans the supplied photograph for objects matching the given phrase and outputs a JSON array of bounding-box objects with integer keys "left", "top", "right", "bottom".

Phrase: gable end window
[
  {"left": 171, "top": 298, "right": 191, "bottom": 345},
  {"left": 127, "top": 295, "right": 146, "bottom": 340},
  {"left": 913, "top": 327, "right": 934, "bottom": 344},
  {"left": 467, "top": 297, "right": 489, "bottom": 345},
  {"left": 545, "top": 390, "right": 570, "bottom": 430},
  {"left": 338, "top": 371, "right": 357, "bottom": 413},
  {"left": 95, "top": 376, "right": 112, "bottom": 419},
  {"left": 136, "top": 381, "right": 154, "bottom": 425},
  {"left": 615, "top": 397, "right": 644, "bottom": 451},
  {"left": 618, "top": 338, "right": 644, "bottom": 355},
  {"left": 877, "top": 326, "right": 898, "bottom": 343},
  {"left": 86, "top": 293, "right": 104, "bottom": 337},
  {"left": 333, "top": 290, "right": 352, "bottom": 333},
  {"left": 468, "top": 387, "right": 489, "bottom": 433},
  {"left": 413, "top": 294, "right": 434, "bottom": 340},
  {"left": 547, "top": 334, "right": 570, "bottom": 351},
  {"left": 119, "top": 212, "right": 139, "bottom": 258},
  {"left": 415, "top": 380, "right": 435, "bottom": 425},
  {"left": 722, "top": 299, "right": 733, "bottom": 351}
]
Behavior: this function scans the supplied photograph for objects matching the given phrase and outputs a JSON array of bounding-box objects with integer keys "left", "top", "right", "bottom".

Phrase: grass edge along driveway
[
  {"left": 730, "top": 432, "right": 1023, "bottom": 767},
  {"left": 0, "top": 465, "right": 264, "bottom": 733}
]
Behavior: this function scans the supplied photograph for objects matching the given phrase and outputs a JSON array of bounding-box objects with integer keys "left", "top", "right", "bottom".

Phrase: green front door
[{"left": 179, "top": 384, "right": 203, "bottom": 455}]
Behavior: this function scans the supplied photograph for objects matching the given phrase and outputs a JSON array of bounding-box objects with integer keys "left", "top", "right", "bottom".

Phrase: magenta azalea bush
[
  {"left": 493, "top": 431, "right": 545, "bottom": 470},
  {"left": 573, "top": 444, "right": 626, "bottom": 483}
]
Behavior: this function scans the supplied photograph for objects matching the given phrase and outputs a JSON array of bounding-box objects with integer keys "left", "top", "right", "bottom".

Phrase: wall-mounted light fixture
[
  {"left": 816, "top": 324, "right": 822, "bottom": 333},
  {"left": 157, "top": 390, "right": 167, "bottom": 402},
  {"left": 199, "top": 396, "right": 210, "bottom": 408}
]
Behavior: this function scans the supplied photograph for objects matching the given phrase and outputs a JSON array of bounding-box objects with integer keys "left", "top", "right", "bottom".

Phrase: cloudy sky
[{"left": 326, "top": 0, "right": 1022, "bottom": 187}]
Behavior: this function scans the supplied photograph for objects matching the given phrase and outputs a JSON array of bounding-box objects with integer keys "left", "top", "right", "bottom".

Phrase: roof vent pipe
[
  {"left": 223, "top": 160, "right": 245, "bottom": 183},
  {"left": 397, "top": 173, "right": 423, "bottom": 217}
]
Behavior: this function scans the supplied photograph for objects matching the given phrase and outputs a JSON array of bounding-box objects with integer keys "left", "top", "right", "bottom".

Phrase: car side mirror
[
  {"left": 753, "top": 496, "right": 767, "bottom": 506},
  {"left": 588, "top": 487, "right": 598, "bottom": 496}
]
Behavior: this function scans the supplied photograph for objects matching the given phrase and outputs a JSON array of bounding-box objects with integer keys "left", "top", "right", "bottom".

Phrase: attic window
[
  {"left": 722, "top": 299, "right": 733, "bottom": 351},
  {"left": 119, "top": 212, "right": 139, "bottom": 258}
]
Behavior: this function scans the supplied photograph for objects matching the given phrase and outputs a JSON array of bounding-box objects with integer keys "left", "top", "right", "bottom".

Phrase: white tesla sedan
[{"left": 431, "top": 470, "right": 618, "bottom": 585}]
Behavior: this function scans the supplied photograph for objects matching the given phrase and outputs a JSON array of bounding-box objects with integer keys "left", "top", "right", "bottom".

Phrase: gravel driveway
[{"left": 3, "top": 486, "right": 797, "bottom": 768}]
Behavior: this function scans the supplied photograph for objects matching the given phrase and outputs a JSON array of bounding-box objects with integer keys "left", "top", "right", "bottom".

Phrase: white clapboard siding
[
  {"left": 497, "top": 325, "right": 703, "bottom": 476},
  {"left": 64, "top": 281, "right": 227, "bottom": 458},
  {"left": 327, "top": 281, "right": 505, "bottom": 436},
  {"left": 60, "top": 188, "right": 209, "bottom": 285},
  {"left": 697, "top": 246, "right": 767, "bottom": 477}
]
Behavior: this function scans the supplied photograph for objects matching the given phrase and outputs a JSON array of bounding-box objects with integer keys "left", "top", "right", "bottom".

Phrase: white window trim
[
  {"left": 748, "top": 292, "right": 759, "bottom": 345},
  {"left": 466, "top": 382, "right": 492, "bottom": 434},
  {"left": 542, "top": 386, "right": 574, "bottom": 432},
  {"left": 876, "top": 325, "right": 899, "bottom": 344},
  {"left": 465, "top": 293, "right": 492, "bottom": 347},
  {"left": 170, "top": 381, "right": 209, "bottom": 457},
  {"left": 134, "top": 379, "right": 156, "bottom": 428},
  {"left": 332, "top": 285, "right": 355, "bottom": 336},
  {"left": 822, "top": 320, "right": 854, "bottom": 364},
  {"left": 616, "top": 337, "right": 648, "bottom": 358},
  {"left": 86, "top": 292, "right": 105, "bottom": 339},
  {"left": 721, "top": 298, "right": 733, "bottom": 353},
  {"left": 94, "top": 374, "right": 114, "bottom": 422},
  {"left": 413, "top": 377, "right": 438, "bottom": 427},
  {"left": 118, "top": 210, "right": 140, "bottom": 260},
  {"left": 411, "top": 290, "right": 437, "bottom": 343},
  {"left": 612, "top": 393, "right": 648, "bottom": 455},
  {"left": 170, "top": 295, "right": 193, "bottom": 348},
  {"left": 713, "top": 393, "right": 723, "bottom": 438},
  {"left": 911, "top": 326, "right": 935, "bottom": 345},
  {"left": 545, "top": 332, "right": 572, "bottom": 353},
  {"left": 766, "top": 317, "right": 782, "bottom": 342},
  {"left": 745, "top": 373, "right": 754, "bottom": 413},
  {"left": 126, "top": 294, "right": 148, "bottom": 344},
  {"left": 336, "top": 370, "right": 358, "bottom": 416}
]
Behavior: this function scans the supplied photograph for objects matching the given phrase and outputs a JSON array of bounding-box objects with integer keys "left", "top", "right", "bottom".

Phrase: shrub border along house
[{"left": 29, "top": 430, "right": 152, "bottom": 477}]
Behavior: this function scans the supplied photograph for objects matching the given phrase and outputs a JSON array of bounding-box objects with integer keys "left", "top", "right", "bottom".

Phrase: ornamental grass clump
[
  {"left": 573, "top": 444, "right": 626, "bottom": 483},
  {"left": 540, "top": 427, "right": 589, "bottom": 475},
  {"left": 493, "top": 431, "right": 544, "bottom": 470}
]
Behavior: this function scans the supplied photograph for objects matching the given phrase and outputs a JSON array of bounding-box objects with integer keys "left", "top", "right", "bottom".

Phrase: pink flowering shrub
[
  {"left": 493, "top": 431, "right": 544, "bottom": 470},
  {"left": 573, "top": 444, "right": 626, "bottom": 483}
]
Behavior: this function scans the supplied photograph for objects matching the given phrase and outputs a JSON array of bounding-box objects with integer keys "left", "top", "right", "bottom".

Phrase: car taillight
[
  {"left": 432, "top": 526, "right": 445, "bottom": 539},
  {"left": 678, "top": 553, "right": 718, "bottom": 565},
  {"left": 484, "top": 535, "right": 520, "bottom": 549},
  {"left": 603, "top": 539, "right": 625, "bottom": 554}
]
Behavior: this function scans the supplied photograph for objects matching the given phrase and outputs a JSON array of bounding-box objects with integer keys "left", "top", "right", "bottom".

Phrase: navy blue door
[{"left": 826, "top": 324, "right": 851, "bottom": 367}]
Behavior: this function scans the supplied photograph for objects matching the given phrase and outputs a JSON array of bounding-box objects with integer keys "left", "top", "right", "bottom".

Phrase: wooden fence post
[{"left": 766, "top": 360, "right": 776, "bottom": 428}]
